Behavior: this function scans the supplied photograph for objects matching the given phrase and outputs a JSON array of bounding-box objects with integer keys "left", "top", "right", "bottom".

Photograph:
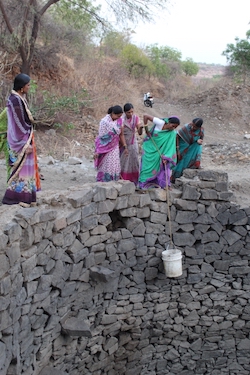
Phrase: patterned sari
[
  {"left": 139, "top": 125, "right": 177, "bottom": 189},
  {"left": 95, "top": 114, "right": 122, "bottom": 182},
  {"left": 2, "top": 91, "right": 40, "bottom": 205},
  {"left": 172, "top": 123, "right": 204, "bottom": 181},
  {"left": 120, "top": 113, "right": 140, "bottom": 185}
]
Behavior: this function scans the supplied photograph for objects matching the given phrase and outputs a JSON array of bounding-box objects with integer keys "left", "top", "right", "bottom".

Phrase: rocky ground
[{"left": 0, "top": 81, "right": 250, "bottom": 210}]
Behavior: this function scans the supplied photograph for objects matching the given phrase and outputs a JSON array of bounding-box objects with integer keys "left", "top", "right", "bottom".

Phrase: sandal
[{"left": 19, "top": 202, "right": 31, "bottom": 208}]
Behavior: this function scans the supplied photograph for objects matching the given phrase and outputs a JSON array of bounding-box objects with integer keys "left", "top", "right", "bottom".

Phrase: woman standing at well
[
  {"left": 171, "top": 117, "right": 204, "bottom": 182},
  {"left": 139, "top": 114, "right": 180, "bottom": 189},
  {"left": 120, "top": 103, "right": 142, "bottom": 185},
  {"left": 2, "top": 73, "right": 40, "bottom": 206},
  {"left": 94, "top": 105, "right": 125, "bottom": 182}
]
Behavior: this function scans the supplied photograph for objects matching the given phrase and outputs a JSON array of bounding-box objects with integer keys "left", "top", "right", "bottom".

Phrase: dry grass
[{"left": 1, "top": 51, "right": 231, "bottom": 160}]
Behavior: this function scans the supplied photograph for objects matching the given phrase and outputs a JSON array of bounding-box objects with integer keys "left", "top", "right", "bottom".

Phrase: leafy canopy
[
  {"left": 182, "top": 58, "right": 199, "bottom": 76},
  {"left": 101, "top": 30, "right": 131, "bottom": 57},
  {"left": 120, "top": 44, "right": 154, "bottom": 77},
  {"left": 222, "top": 31, "right": 250, "bottom": 79},
  {"left": 51, "top": 0, "right": 100, "bottom": 31}
]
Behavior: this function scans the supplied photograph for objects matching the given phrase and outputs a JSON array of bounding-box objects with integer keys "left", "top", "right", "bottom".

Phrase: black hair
[
  {"left": 124, "top": 103, "right": 134, "bottom": 112},
  {"left": 192, "top": 118, "right": 203, "bottom": 127},
  {"left": 168, "top": 116, "right": 180, "bottom": 125},
  {"left": 107, "top": 105, "right": 123, "bottom": 115},
  {"left": 13, "top": 73, "right": 30, "bottom": 91}
]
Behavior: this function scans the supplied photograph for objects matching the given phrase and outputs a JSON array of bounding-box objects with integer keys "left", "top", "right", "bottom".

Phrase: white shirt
[{"left": 153, "top": 117, "right": 165, "bottom": 131}]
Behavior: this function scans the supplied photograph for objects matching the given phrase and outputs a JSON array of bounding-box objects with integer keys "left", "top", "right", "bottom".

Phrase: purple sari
[{"left": 2, "top": 92, "right": 36, "bottom": 205}]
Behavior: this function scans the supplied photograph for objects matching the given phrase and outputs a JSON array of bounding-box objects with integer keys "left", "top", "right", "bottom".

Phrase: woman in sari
[
  {"left": 94, "top": 105, "right": 125, "bottom": 182},
  {"left": 139, "top": 114, "right": 180, "bottom": 189},
  {"left": 2, "top": 73, "right": 40, "bottom": 206},
  {"left": 171, "top": 118, "right": 204, "bottom": 182},
  {"left": 120, "top": 103, "right": 142, "bottom": 185}
]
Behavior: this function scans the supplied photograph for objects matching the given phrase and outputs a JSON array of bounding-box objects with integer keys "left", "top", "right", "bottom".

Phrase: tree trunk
[{"left": 0, "top": 0, "right": 61, "bottom": 75}]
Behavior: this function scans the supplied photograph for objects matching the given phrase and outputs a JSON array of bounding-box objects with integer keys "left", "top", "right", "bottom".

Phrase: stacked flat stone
[{"left": 0, "top": 169, "right": 249, "bottom": 375}]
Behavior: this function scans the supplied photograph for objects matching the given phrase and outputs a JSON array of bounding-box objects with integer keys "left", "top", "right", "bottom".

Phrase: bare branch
[
  {"left": 103, "top": 0, "right": 170, "bottom": 23},
  {"left": 39, "top": 0, "right": 61, "bottom": 17},
  {"left": 0, "top": 0, "right": 14, "bottom": 33},
  {"left": 68, "top": 0, "right": 107, "bottom": 26}
]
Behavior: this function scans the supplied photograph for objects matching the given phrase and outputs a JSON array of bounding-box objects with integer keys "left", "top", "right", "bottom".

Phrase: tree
[
  {"left": 101, "top": 30, "right": 131, "bottom": 57},
  {"left": 0, "top": 0, "right": 61, "bottom": 74},
  {"left": 145, "top": 44, "right": 182, "bottom": 79},
  {"left": 146, "top": 44, "right": 182, "bottom": 62},
  {"left": 48, "top": 0, "right": 100, "bottom": 58},
  {"left": 182, "top": 58, "right": 199, "bottom": 76},
  {"left": 158, "top": 46, "right": 182, "bottom": 62},
  {"left": 120, "top": 44, "right": 154, "bottom": 77},
  {"left": 0, "top": 0, "right": 170, "bottom": 75},
  {"left": 51, "top": 0, "right": 100, "bottom": 31},
  {"left": 222, "top": 32, "right": 250, "bottom": 81}
]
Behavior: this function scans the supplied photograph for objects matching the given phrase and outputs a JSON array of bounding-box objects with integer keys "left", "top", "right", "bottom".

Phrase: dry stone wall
[{"left": 0, "top": 169, "right": 250, "bottom": 375}]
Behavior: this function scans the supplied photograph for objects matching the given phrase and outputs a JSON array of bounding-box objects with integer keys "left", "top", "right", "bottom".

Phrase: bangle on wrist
[{"left": 124, "top": 144, "right": 127, "bottom": 148}]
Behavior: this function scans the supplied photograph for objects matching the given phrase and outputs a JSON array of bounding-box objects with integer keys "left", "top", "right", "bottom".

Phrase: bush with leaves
[
  {"left": 120, "top": 44, "right": 154, "bottom": 78},
  {"left": 101, "top": 30, "right": 131, "bottom": 57},
  {"left": 145, "top": 44, "right": 182, "bottom": 80},
  {"left": 222, "top": 31, "right": 250, "bottom": 82},
  {"left": 182, "top": 58, "right": 199, "bottom": 76},
  {"left": 28, "top": 82, "right": 90, "bottom": 129}
]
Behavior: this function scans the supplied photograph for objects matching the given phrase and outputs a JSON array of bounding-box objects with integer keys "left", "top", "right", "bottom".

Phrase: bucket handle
[{"left": 165, "top": 242, "right": 178, "bottom": 251}]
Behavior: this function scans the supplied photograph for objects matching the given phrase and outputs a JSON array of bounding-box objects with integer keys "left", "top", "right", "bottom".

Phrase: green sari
[{"left": 139, "top": 125, "right": 177, "bottom": 189}]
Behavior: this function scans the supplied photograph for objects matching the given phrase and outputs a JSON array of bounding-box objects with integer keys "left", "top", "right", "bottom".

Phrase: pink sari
[
  {"left": 95, "top": 114, "right": 122, "bottom": 182},
  {"left": 120, "top": 114, "right": 140, "bottom": 185}
]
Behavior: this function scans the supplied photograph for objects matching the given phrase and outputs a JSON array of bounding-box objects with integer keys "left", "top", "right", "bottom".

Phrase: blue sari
[{"left": 172, "top": 123, "right": 204, "bottom": 181}]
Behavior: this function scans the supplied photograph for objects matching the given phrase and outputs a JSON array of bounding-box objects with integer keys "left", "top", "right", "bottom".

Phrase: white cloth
[{"left": 153, "top": 117, "right": 165, "bottom": 131}]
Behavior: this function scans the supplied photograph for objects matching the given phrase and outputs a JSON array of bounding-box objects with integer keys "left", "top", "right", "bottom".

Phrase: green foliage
[
  {"left": 182, "top": 58, "right": 199, "bottom": 76},
  {"left": 212, "top": 75, "right": 223, "bottom": 80},
  {"left": 145, "top": 44, "right": 182, "bottom": 79},
  {"left": 145, "top": 44, "right": 167, "bottom": 78},
  {"left": 159, "top": 46, "right": 182, "bottom": 62},
  {"left": 101, "top": 30, "right": 131, "bottom": 57},
  {"left": 51, "top": 0, "right": 99, "bottom": 31},
  {"left": 222, "top": 31, "right": 250, "bottom": 80},
  {"left": 29, "top": 87, "right": 89, "bottom": 128},
  {"left": 54, "top": 122, "right": 75, "bottom": 133},
  {"left": 0, "top": 0, "right": 172, "bottom": 74},
  {"left": 146, "top": 44, "right": 182, "bottom": 62},
  {"left": 47, "top": 0, "right": 100, "bottom": 57},
  {"left": 120, "top": 44, "right": 154, "bottom": 77}
]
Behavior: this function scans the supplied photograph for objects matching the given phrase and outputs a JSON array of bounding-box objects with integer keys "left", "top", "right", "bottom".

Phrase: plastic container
[{"left": 162, "top": 248, "right": 182, "bottom": 277}]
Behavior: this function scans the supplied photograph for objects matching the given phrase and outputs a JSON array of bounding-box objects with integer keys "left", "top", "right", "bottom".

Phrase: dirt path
[{"left": 0, "top": 98, "right": 250, "bottom": 209}]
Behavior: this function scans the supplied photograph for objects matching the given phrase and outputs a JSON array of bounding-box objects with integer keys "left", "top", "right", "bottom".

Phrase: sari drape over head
[
  {"left": 139, "top": 125, "right": 177, "bottom": 189},
  {"left": 172, "top": 123, "right": 204, "bottom": 181}
]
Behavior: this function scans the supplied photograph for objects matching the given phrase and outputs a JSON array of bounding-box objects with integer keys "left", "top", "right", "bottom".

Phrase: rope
[{"left": 164, "top": 163, "right": 173, "bottom": 247}]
